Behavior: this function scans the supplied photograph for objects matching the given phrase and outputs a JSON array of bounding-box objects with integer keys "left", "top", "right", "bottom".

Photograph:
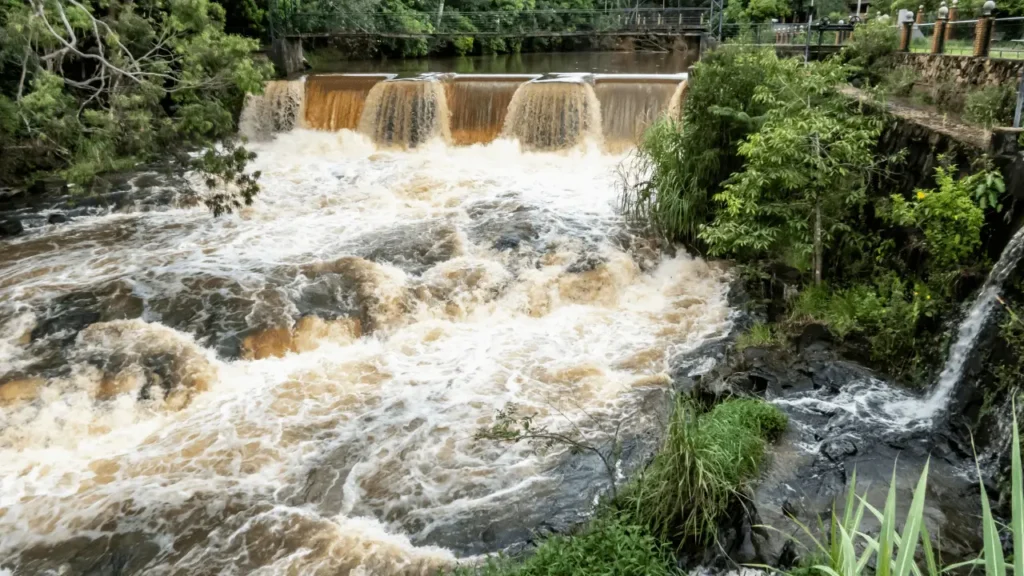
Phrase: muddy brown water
[{"left": 0, "top": 120, "right": 732, "bottom": 573}]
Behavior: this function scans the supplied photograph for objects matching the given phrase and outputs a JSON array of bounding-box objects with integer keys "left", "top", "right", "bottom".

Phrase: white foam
[{"left": 0, "top": 131, "right": 732, "bottom": 572}]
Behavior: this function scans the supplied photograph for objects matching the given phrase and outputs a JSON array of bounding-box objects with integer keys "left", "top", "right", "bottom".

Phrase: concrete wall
[
  {"left": 891, "top": 52, "right": 1024, "bottom": 88},
  {"left": 270, "top": 38, "right": 306, "bottom": 78}
]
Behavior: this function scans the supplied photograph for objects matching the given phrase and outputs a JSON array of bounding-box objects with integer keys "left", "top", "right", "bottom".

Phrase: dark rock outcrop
[{"left": 680, "top": 338, "right": 985, "bottom": 568}]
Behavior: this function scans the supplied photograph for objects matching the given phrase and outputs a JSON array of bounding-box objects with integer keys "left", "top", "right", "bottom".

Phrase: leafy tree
[
  {"left": 699, "top": 58, "right": 883, "bottom": 284},
  {"left": 0, "top": 0, "right": 271, "bottom": 213}
]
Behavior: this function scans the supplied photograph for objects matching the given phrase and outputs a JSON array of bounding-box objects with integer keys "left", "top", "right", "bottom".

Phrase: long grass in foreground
[{"left": 793, "top": 400, "right": 1022, "bottom": 576}]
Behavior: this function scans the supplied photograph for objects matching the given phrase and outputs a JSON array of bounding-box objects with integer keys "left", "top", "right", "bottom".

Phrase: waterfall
[
  {"left": 501, "top": 78, "right": 603, "bottom": 150},
  {"left": 239, "top": 73, "right": 691, "bottom": 151},
  {"left": 445, "top": 75, "right": 535, "bottom": 145},
  {"left": 303, "top": 74, "right": 390, "bottom": 132},
  {"left": 593, "top": 76, "right": 685, "bottom": 152},
  {"left": 667, "top": 80, "right": 688, "bottom": 121},
  {"left": 358, "top": 78, "right": 451, "bottom": 148},
  {"left": 238, "top": 79, "right": 305, "bottom": 141},
  {"left": 922, "top": 225, "right": 1024, "bottom": 415}
]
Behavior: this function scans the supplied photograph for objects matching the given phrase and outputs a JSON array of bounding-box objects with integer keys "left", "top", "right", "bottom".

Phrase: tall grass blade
[
  {"left": 976, "top": 447, "right": 1006, "bottom": 576},
  {"left": 893, "top": 459, "right": 929, "bottom": 576},
  {"left": 877, "top": 466, "right": 899, "bottom": 576},
  {"left": 843, "top": 469, "right": 858, "bottom": 535},
  {"left": 1012, "top": 399, "right": 1022, "bottom": 576},
  {"left": 839, "top": 523, "right": 857, "bottom": 576},
  {"left": 921, "top": 523, "right": 939, "bottom": 576}
]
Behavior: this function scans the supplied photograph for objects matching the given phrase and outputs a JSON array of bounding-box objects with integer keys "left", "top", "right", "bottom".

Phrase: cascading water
[
  {"left": 444, "top": 75, "right": 535, "bottom": 145},
  {"left": 358, "top": 78, "right": 452, "bottom": 148},
  {"left": 304, "top": 74, "right": 391, "bottom": 132},
  {"left": 238, "top": 79, "right": 305, "bottom": 141},
  {"left": 501, "top": 78, "right": 603, "bottom": 150},
  {"left": 593, "top": 76, "right": 686, "bottom": 152},
  {"left": 667, "top": 80, "right": 688, "bottom": 121},
  {"left": 921, "top": 224, "right": 1024, "bottom": 415},
  {"left": 0, "top": 116, "right": 730, "bottom": 572}
]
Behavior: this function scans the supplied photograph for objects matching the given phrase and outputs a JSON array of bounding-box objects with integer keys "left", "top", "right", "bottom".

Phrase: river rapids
[{"left": 0, "top": 131, "right": 731, "bottom": 574}]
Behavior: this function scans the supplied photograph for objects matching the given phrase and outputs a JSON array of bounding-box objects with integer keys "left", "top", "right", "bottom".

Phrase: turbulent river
[{"left": 0, "top": 129, "right": 732, "bottom": 573}]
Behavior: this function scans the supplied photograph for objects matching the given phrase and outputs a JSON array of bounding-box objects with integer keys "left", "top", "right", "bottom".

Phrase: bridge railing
[{"left": 273, "top": 7, "right": 710, "bottom": 38}]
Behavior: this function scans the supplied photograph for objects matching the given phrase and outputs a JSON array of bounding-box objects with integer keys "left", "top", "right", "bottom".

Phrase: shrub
[
  {"left": 455, "top": 518, "right": 678, "bottom": 576},
  {"left": 881, "top": 66, "right": 919, "bottom": 97},
  {"left": 964, "top": 84, "right": 1016, "bottom": 128},
  {"left": 887, "top": 165, "right": 986, "bottom": 271},
  {"left": 843, "top": 18, "right": 899, "bottom": 83},
  {"left": 619, "top": 398, "right": 787, "bottom": 547}
]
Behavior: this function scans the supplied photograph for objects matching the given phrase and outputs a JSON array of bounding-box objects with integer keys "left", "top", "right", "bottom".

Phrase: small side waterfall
[
  {"left": 501, "top": 79, "right": 602, "bottom": 150},
  {"left": 922, "top": 225, "right": 1024, "bottom": 415},
  {"left": 667, "top": 80, "right": 688, "bottom": 121},
  {"left": 304, "top": 74, "right": 389, "bottom": 131},
  {"left": 238, "top": 80, "right": 305, "bottom": 141},
  {"left": 445, "top": 75, "right": 534, "bottom": 145},
  {"left": 593, "top": 76, "right": 685, "bottom": 151},
  {"left": 358, "top": 78, "right": 451, "bottom": 148}
]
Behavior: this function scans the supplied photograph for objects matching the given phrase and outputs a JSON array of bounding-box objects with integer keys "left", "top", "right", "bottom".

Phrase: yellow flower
[
  {"left": 927, "top": 295, "right": 931, "bottom": 300},
  {"left": 916, "top": 191, "right": 927, "bottom": 200}
]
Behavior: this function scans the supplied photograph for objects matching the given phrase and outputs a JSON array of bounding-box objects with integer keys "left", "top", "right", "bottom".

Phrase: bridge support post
[{"left": 271, "top": 37, "right": 305, "bottom": 77}]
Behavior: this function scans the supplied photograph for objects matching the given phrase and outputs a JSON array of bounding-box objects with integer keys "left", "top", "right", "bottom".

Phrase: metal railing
[{"left": 272, "top": 7, "right": 712, "bottom": 38}]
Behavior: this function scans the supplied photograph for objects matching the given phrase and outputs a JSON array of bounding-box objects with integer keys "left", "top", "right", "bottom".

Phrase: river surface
[
  {"left": 0, "top": 131, "right": 731, "bottom": 574},
  {"left": 309, "top": 51, "right": 694, "bottom": 75}
]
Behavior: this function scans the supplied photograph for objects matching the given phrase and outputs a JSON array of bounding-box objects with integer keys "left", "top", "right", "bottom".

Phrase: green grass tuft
[
  {"left": 450, "top": 517, "right": 678, "bottom": 576},
  {"left": 737, "top": 322, "right": 780, "bottom": 350},
  {"left": 619, "top": 398, "right": 787, "bottom": 548}
]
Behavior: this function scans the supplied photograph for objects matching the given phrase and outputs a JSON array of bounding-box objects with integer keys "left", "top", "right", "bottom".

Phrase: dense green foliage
[
  {"left": 0, "top": 0, "right": 270, "bottom": 212},
  {"left": 620, "top": 45, "right": 784, "bottom": 244},
  {"left": 887, "top": 166, "right": 986, "bottom": 272},
  {"left": 780, "top": 163, "right": 1001, "bottom": 380},
  {"left": 453, "top": 518, "right": 679, "bottom": 576},
  {"left": 700, "top": 58, "right": 881, "bottom": 283},
  {"left": 840, "top": 17, "right": 898, "bottom": 84},
  {"left": 619, "top": 398, "right": 787, "bottom": 547},
  {"left": 621, "top": 38, "right": 1008, "bottom": 383}
]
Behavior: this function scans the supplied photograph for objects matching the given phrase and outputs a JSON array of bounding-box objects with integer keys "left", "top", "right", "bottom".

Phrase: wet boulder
[
  {"left": 0, "top": 219, "right": 23, "bottom": 237},
  {"left": 72, "top": 319, "right": 218, "bottom": 409},
  {"left": 351, "top": 221, "right": 463, "bottom": 275}
]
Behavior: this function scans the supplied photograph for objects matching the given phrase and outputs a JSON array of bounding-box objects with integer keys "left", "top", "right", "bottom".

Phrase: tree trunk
[{"left": 814, "top": 197, "right": 822, "bottom": 285}]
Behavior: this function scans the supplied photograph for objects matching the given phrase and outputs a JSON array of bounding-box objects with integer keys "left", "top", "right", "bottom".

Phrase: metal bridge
[{"left": 271, "top": 7, "right": 718, "bottom": 40}]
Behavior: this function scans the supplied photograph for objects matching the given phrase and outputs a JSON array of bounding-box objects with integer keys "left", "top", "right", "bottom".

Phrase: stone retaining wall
[{"left": 891, "top": 52, "right": 1024, "bottom": 88}]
